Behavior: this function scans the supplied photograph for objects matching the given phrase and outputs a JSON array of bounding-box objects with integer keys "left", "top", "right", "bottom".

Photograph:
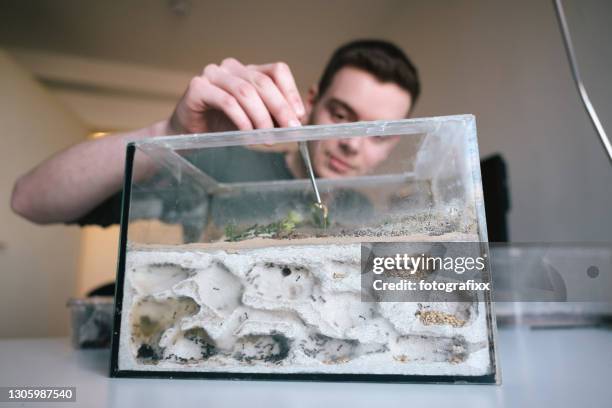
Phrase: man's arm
[
  {"left": 10, "top": 121, "right": 168, "bottom": 224},
  {"left": 11, "top": 59, "right": 305, "bottom": 224}
]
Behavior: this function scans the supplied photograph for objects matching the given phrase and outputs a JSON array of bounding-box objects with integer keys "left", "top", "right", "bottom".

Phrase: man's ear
[{"left": 305, "top": 84, "right": 319, "bottom": 116}]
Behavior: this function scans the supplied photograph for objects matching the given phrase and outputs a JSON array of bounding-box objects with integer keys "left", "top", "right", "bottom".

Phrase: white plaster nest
[{"left": 118, "top": 244, "right": 492, "bottom": 376}]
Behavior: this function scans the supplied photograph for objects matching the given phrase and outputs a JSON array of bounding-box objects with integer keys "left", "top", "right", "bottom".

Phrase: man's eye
[{"left": 330, "top": 110, "right": 347, "bottom": 122}]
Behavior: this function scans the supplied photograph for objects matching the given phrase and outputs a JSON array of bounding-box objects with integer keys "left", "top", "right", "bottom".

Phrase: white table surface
[{"left": 0, "top": 327, "right": 610, "bottom": 408}]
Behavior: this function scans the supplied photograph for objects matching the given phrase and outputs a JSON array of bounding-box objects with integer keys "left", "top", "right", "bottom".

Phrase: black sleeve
[{"left": 68, "top": 191, "right": 123, "bottom": 227}]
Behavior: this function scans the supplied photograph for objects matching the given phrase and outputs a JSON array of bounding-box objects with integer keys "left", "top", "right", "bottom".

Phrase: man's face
[{"left": 306, "top": 66, "right": 412, "bottom": 178}]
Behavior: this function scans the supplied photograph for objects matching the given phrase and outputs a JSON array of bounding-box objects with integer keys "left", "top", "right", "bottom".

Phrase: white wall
[
  {"left": 76, "top": 225, "right": 119, "bottom": 297},
  {"left": 0, "top": 49, "right": 86, "bottom": 337},
  {"left": 384, "top": 0, "right": 612, "bottom": 241}
]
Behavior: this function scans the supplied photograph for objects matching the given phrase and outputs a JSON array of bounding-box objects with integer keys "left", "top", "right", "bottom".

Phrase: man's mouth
[{"left": 327, "top": 153, "right": 354, "bottom": 174}]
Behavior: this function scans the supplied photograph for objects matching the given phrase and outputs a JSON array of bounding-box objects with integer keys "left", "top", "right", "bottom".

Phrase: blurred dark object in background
[
  {"left": 88, "top": 282, "right": 115, "bottom": 297},
  {"left": 481, "top": 154, "right": 510, "bottom": 242}
]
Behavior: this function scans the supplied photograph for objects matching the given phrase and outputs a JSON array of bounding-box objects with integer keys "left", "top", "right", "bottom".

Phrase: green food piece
[
  {"left": 311, "top": 203, "right": 329, "bottom": 229},
  {"left": 224, "top": 210, "right": 308, "bottom": 242},
  {"left": 223, "top": 207, "right": 332, "bottom": 242},
  {"left": 286, "top": 210, "right": 303, "bottom": 225}
]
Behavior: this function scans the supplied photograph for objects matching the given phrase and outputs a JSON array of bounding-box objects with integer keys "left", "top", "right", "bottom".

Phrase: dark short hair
[{"left": 317, "top": 39, "right": 421, "bottom": 113}]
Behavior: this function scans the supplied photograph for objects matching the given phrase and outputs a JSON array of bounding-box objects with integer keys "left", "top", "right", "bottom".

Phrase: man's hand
[{"left": 168, "top": 58, "right": 306, "bottom": 134}]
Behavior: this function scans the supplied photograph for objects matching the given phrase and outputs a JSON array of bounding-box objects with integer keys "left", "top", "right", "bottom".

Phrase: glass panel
[{"left": 112, "top": 115, "right": 499, "bottom": 383}]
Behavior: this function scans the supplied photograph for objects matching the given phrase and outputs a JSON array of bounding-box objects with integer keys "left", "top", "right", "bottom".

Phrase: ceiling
[
  {"left": 1, "top": 0, "right": 410, "bottom": 81},
  {"left": 0, "top": 0, "right": 418, "bottom": 130}
]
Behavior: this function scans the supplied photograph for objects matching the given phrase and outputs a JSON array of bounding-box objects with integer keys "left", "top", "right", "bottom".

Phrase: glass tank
[{"left": 110, "top": 114, "right": 499, "bottom": 383}]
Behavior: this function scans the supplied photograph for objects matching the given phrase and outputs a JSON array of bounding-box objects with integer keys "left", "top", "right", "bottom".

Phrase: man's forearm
[{"left": 11, "top": 120, "right": 170, "bottom": 224}]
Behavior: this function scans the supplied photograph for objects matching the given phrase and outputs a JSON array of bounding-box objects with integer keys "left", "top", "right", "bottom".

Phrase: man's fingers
[
  {"left": 222, "top": 59, "right": 301, "bottom": 128},
  {"left": 204, "top": 63, "right": 274, "bottom": 129},
  {"left": 188, "top": 59, "right": 305, "bottom": 133},
  {"left": 252, "top": 62, "right": 306, "bottom": 120},
  {"left": 188, "top": 76, "right": 253, "bottom": 131}
]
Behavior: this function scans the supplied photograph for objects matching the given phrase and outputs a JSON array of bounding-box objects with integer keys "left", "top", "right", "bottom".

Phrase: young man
[{"left": 11, "top": 39, "right": 421, "bottom": 228}]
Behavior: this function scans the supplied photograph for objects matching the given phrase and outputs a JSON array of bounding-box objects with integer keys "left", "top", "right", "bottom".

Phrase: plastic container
[{"left": 67, "top": 297, "right": 113, "bottom": 348}]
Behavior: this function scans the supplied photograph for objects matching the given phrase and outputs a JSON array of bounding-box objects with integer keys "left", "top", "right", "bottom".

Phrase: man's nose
[{"left": 338, "top": 137, "right": 362, "bottom": 155}]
